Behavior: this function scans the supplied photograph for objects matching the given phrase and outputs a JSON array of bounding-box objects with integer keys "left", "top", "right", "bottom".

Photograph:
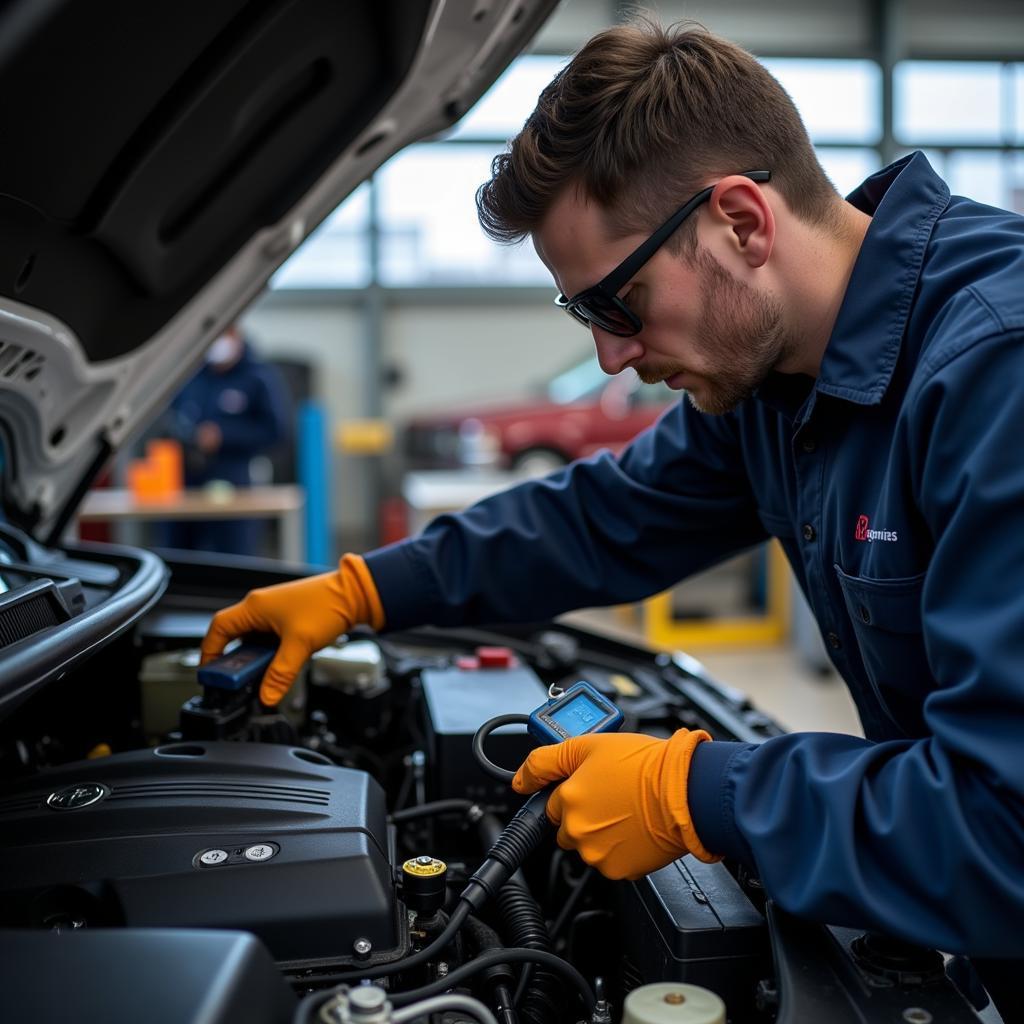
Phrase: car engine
[{"left": 0, "top": 542, "right": 986, "bottom": 1023}]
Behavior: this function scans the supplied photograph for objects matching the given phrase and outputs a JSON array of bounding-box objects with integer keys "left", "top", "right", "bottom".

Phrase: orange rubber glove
[
  {"left": 200, "top": 554, "right": 385, "bottom": 706},
  {"left": 511, "top": 728, "right": 719, "bottom": 880}
]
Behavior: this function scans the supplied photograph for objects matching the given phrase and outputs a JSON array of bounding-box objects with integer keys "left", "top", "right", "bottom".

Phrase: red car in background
[{"left": 403, "top": 356, "right": 675, "bottom": 476}]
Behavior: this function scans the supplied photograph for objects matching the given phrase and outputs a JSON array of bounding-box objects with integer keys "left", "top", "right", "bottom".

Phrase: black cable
[
  {"left": 475, "top": 810, "right": 561, "bottom": 1024},
  {"left": 393, "top": 755, "right": 415, "bottom": 811},
  {"left": 494, "top": 982, "right": 519, "bottom": 1024},
  {"left": 297, "top": 792, "right": 552, "bottom": 991},
  {"left": 545, "top": 848, "right": 565, "bottom": 905},
  {"left": 388, "top": 947, "right": 595, "bottom": 1013},
  {"left": 390, "top": 798, "right": 478, "bottom": 823},
  {"left": 312, "top": 901, "right": 472, "bottom": 986},
  {"left": 293, "top": 947, "right": 589, "bottom": 1023},
  {"left": 463, "top": 917, "right": 518, "bottom": 1024},
  {"left": 472, "top": 714, "right": 531, "bottom": 782},
  {"left": 551, "top": 867, "right": 594, "bottom": 941},
  {"left": 292, "top": 989, "right": 319, "bottom": 1024}
]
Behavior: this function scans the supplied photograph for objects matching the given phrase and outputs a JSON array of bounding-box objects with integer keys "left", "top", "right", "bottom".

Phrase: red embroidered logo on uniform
[{"left": 854, "top": 514, "right": 898, "bottom": 543}]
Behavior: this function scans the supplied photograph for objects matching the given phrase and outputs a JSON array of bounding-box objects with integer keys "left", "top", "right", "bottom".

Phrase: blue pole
[{"left": 297, "top": 400, "right": 330, "bottom": 567}]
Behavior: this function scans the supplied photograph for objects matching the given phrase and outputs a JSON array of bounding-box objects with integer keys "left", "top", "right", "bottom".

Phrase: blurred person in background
[{"left": 163, "top": 324, "right": 291, "bottom": 556}]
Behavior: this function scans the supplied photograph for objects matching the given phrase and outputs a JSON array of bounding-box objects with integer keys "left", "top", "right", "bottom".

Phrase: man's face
[{"left": 535, "top": 186, "right": 793, "bottom": 415}]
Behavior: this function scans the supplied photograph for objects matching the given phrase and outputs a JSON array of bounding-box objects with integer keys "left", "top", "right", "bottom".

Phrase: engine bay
[{"left": 0, "top": 539, "right": 986, "bottom": 1023}]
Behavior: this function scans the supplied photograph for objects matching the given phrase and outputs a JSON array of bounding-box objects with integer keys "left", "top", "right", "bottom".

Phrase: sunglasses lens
[
  {"left": 557, "top": 290, "right": 639, "bottom": 337},
  {"left": 576, "top": 294, "right": 638, "bottom": 336}
]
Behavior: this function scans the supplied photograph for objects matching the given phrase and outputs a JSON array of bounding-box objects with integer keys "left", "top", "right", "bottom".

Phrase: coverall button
[
  {"left": 801, "top": 436, "right": 817, "bottom": 453},
  {"left": 827, "top": 632, "right": 842, "bottom": 650},
  {"left": 802, "top": 523, "right": 816, "bottom": 542}
]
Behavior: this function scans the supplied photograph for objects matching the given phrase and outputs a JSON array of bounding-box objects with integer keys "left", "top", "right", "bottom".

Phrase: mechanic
[
  {"left": 161, "top": 324, "right": 291, "bottom": 555},
  {"left": 203, "top": 20, "right": 1024, "bottom": 1013}
]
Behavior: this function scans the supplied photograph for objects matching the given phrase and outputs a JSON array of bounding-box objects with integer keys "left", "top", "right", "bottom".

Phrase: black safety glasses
[{"left": 554, "top": 170, "right": 771, "bottom": 337}]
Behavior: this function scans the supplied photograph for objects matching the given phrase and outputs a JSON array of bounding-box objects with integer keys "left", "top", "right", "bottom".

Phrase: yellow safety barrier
[
  {"left": 335, "top": 419, "right": 394, "bottom": 455},
  {"left": 643, "top": 541, "right": 791, "bottom": 650}
]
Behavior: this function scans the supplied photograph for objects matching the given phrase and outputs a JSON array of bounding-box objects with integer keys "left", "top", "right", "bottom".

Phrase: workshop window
[
  {"left": 762, "top": 59, "right": 881, "bottom": 145},
  {"left": 371, "top": 57, "right": 885, "bottom": 288},
  {"left": 448, "top": 54, "right": 570, "bottom": 140},
  {"left": 376, "top": 143, "right": 551, "bottom": 286},
  {"left": 895, "top": 62, "right": 1024, "bottom": 213},
  {"left": 1016, "top": 65, "right": 1024, "bottom": 143},
  {"left": 816, "top": 149, "right": 882, "bottom": 196},
  {"left": 270, "top": 184, "right": 371, "bottom": 290},
  {"left": 895, "top": 62, "right": 1005, "bottom": 145},
  {"left": 266, "top": 56, "right": 1024, "bottom": 288}
]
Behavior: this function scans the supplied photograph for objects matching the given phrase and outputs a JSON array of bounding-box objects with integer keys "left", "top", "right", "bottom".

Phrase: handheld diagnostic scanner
[
  {"left": 473, "top": 680, "right": 624, "bottom": 786},
  {"left": 527, "top": 680, "right": 624, "bottom": 743}
]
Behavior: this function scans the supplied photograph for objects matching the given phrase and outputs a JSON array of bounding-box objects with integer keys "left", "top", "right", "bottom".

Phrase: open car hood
[{"left": 0, "top": 0, "right": 558, "bottom": 543}]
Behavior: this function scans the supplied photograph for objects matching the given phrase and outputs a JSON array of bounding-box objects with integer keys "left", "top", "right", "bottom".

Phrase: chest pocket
[{"left": 834, "top": 565, "right": 933, "bottom": 735}]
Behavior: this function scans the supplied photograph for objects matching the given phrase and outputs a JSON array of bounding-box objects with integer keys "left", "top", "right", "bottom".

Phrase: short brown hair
[{"left": 477, "top": 18, "right": 841, "bottom": 252}]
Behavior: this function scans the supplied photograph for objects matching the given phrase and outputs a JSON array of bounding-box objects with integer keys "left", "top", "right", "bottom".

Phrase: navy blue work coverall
[
  {"left": 166, "top": 341, "right": 290, "bottom": 555},
  {"left": 366, "top": 153, "right": 1024, "bottom": 998}
]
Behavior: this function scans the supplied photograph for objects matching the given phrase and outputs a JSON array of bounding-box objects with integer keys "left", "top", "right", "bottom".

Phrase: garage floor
[{"left": 563, "top": 607, "right": 863, "bottom": 736}]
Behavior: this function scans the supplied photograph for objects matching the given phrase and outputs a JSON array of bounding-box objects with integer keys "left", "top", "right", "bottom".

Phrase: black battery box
[
  {"left": 617, "top": 857, "right": 767, "bottom": 1020},
  {"left": 420, "top": 664, "right": 548, "bottom": 805}
]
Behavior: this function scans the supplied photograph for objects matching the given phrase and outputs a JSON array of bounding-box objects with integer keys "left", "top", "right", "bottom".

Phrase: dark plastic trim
[{"left": 0, "top": 539, "right": 168, "bottom": 722}]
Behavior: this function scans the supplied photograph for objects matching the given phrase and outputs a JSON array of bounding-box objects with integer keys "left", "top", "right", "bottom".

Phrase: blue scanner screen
[{"left": 549, "top": 693, "right": 604, "bottom": 736}]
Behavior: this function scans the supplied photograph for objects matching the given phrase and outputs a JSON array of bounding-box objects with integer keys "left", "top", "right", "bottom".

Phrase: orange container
[
  {"left": 147, "top": 439, "right": 184, "bottom": 496},
  {"left": 127, "top": 439, "right": 184, "bottom": 503},
  {"left": 127, "top": 461, "right": 163, "bottom": 502}
]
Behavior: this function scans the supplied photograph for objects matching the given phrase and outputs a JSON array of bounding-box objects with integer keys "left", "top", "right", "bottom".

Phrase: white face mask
[{"left": 206, "top": 334, "right": 240, "bottom": 365}]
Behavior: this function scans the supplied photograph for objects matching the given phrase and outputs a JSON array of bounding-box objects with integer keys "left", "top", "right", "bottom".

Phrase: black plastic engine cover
[
  {"left": 0, "top": 741, "right": 400, "bottom": 967},
  {"left": 0, "top": 928, "right": 295, "bottom": 1024}
]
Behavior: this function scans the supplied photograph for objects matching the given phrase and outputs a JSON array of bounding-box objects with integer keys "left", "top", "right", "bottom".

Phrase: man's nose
[{"left": 593, "top": 327, "right": 643, "bottom": 375}]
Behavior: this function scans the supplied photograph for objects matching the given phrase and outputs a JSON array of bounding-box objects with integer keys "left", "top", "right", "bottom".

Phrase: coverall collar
[
  {"left": 815, "top": 151, "right": 950, "bottom": 405},
  {"left": 755, "top": 151, "right": 950, "bottom": 419}
]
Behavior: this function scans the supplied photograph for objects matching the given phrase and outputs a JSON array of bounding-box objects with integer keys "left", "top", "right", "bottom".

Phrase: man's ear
[{"left": 705, "top": 175, "right": 774, "bottom": 269}]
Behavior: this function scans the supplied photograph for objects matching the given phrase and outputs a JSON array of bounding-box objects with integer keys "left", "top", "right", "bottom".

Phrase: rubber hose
[
  {"left": 497, "top": 879, "right": 562, "bottom": 1024},
  {"left": 463, "top": 917, "right": 520, "bottom": 1024},
  {"left": 479, "top": 813, "right": 563, "bottom": 1024}
]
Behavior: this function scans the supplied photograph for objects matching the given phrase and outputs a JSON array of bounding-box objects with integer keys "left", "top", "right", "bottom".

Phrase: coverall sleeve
[
  {"left": 689, "top": 329, "right": 1024, "bottom": 956},
  {"left": 365, "top": 398, "right": 767, "bottom": 629}
]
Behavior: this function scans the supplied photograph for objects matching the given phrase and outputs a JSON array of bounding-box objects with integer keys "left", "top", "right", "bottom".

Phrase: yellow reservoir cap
[{"left": 402, "top": 856, "right": 447, "bottom": 878}]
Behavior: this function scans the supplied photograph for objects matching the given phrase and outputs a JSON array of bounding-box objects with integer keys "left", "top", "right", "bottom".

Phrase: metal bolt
[
  {"left": 416, "top": 855, "right": 433, "bottom": 866},
  {"left": 353, "top": 937, "right": 373, "bottom": 959},
  {"left": 903, "top": 1010, "right": 933, "bottom": 1024},
  {"left": 437, "top": 962, "right": 449, "bottom": 977},
  {"left": 348, "top": 986, "right": 387, "bottom": 1011},
  {"left": 663, "top": 992, "right": 687, "bottom": 1005}
]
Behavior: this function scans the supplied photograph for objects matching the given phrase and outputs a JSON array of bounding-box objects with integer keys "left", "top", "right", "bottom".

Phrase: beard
[{"left": 635, "top": 246, "right": 794, "bottom": 415}]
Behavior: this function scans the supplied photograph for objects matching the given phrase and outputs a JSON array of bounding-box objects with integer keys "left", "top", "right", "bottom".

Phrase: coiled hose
[{"left": 480, "top": 813, "right": 563, "bottom": 1024}]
